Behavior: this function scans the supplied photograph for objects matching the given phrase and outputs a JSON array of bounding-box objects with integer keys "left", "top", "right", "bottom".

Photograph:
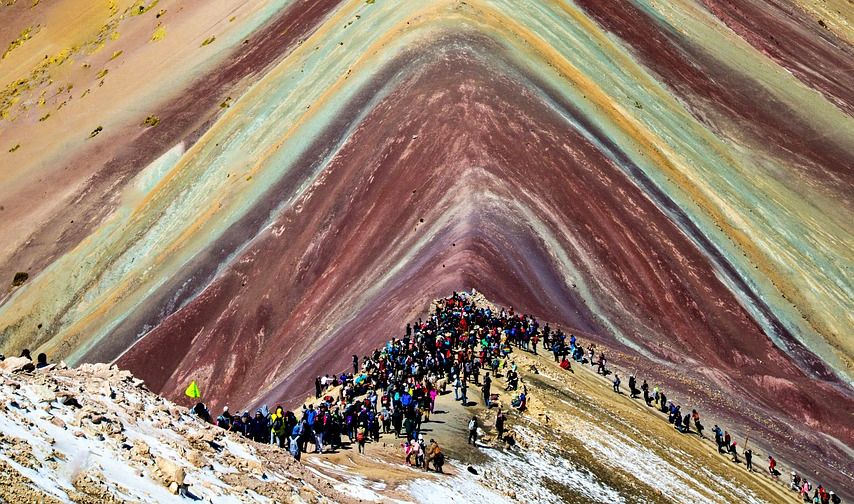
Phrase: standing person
[
  {"left": 482, "top": 373, "right": 492, "bottom": 407},
  {"left": 744, "top": 448, "right": 753, "bottom": 471},
  {"left": 314, "top": 409, "right": 325, "bottom": 454},
  {"left": 251, "top": 410, "right": 268, "bottom": 443},
  {"left": 454, "top": 374, "right": 462, "bottom": 401},
  {"left": 416, "top": 435, "right": 426, "bottom": 469},
  {"left": 289, "top": 425, "right": 302, "bottom": 461},
  {"left": 612, "top": 374, "right": 621, "bottom": 393},
  {"left": 356, "top": 422, "right": 367, "bottom": 454},
  {"left": 460, "top": 378, "right": 468, "bottom": 405},
  {"left": 468, "top": 417, "right": 478, "bottom": 446},
  {"left": 271, "top": 406, "right": 287, "bottom": 447},
  {"left": 729, "top": 441, "right": 739, "bottom": 463},
  {"left": 353, "top": 354, "right": 359, "bottom": 374},
  {"left": 315, "top": 377, "right": 322, "bottom": 399},
  {"left": 495, "top": 409, "right": 506, "bottom": 442}
]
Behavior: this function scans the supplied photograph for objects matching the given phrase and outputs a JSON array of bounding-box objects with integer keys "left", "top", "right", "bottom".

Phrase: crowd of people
[
  {"left": 182, "top": 290, "right": 842, "bottom": 502},
  {"left": 192, "top": 291, "right": 546, "bottom": 468}
]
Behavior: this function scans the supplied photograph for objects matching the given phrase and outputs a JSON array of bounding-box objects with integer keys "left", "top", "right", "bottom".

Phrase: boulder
[
  {"left": 156, "top": 456, "right": 186, "bottom": 485},
  {"left": 130, "top": 441, "right": 151, "bottom": 462},
  {"left": 0, "top": 357, "right": 33, "bottom": 373},
  {"left": 32, "top": 384, "right": 57, "bottom": 403}
]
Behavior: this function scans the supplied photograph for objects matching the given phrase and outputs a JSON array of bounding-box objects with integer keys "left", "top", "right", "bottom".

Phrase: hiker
[
  {"left": 192, "top": 402, "right": 213, "bottom": 424},
  {"left": 768, "top": 455, "right": 780, "bottom": 479},
  {"left": 251, "top": 410, "right": 269, "bottom": 443},
  {"left": 713, "top": 425, "right": 725, "bottom": 453},
  {"left": 468, "top": 416, "right": 478, "bottom": 445},
  {"left": 36, "top": 353, "right": 49, "bottom": 369},
  {"left": 352, "top": 354, "right": 359, "bottom": 374},
  {"left": 454, "top": 374, "right": 462, "bottom": 401},
  {"left": 289, "top": 425, "right": 302, "bottom": 461},
  {"left": 356, "top": 422, "right": 367, "bottom": 454},
  {"left": 405, "top": 439, "right": 421, "bottom": 466},
  {"left": 745, "top": 448, "right": 753, "bottom": 471},
  {"left": 416, "top": 435, "right": 426, "bottom": 469},
  {"left": 512, "top": 391, "right": 527, "bottom": 411},
  {"left": 426, "top": 439, "right": 444, "bottom": 473},
  {"left": 482, "top": 373, "right": 492, "bottom": 407},
  {"left": 495, "top": 409, "right": 506, "bottom": 441},
  {"left": 314, "top": 406, "right": 325, "bottom": 454},
  {"left": 729, "top": 441, "right": 739, "bottom": 463},
  {"left": 315, "top": 377, "right": 322, "bottom": 399},
  {"left": 612, "top": 374, "right": 621, "bottom": 393},
  {"left": 271, "top": 406, "right": 288, "bottom": 448},
  {"left": 692, "top": 409, "right": 704, "bottom": 438},
  {"left": 802, "top": 480, "right": 812, "bottom": 502},
  {"left": 791, "top": 472, "right": 802, "bottom": 491},
  {"left": 230, "top": 411, "right": 250, "bottom": 436},
  {"left": 597, "top": 353, "right": 606, "bottom": 375},
  {"left": 217, "top": 406, "right": 233, "bottom": 430},
  {"left": 628, "top": 376, "right": 638, "bottom": 398}
]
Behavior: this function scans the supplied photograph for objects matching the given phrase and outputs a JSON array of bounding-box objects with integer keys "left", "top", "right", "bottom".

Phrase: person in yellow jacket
[{"left": 270, "top": 406, "right": 287, "bottom": 448}]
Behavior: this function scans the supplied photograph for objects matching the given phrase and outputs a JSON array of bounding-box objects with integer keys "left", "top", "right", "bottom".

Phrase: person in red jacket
[{"left": 768, "top": 455, "right": 780, "bottom": 479}]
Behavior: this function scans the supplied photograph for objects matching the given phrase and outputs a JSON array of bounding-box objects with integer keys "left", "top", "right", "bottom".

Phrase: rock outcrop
[{"left": 0, "top": 363, "right": 350, "bottom": 503}]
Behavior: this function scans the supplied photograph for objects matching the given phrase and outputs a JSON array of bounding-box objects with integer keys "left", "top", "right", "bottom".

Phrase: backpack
[
  {"left": 289, "top": 437, "right": 300, "bottom": 456},
  {"left": 469, "top": 419, "right": 476, "bottom": 431},
  {"left": 272, "top": 417, "right": 284, "bottom": 432}
]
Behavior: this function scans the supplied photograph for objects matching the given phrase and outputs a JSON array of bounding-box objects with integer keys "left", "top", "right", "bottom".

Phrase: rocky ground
[{"left": 0, "top": 358, "right": 354, "bottom": 503}]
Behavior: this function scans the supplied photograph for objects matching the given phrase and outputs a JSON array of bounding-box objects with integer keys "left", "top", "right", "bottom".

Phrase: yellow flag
[{"left": 185, "top": 380, "right": 201, "bottom": 399}]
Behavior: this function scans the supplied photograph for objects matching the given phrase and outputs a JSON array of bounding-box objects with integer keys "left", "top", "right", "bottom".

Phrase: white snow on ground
[
  {"left": 403, "top": 429, "right": 623, "bottom": 504},
  {"left": 404, "top": 462, "right": 514, "bottom": 504},
  {"left": 560, "top": 419, "right": 727, "bottom": 503},
  {"left": 305, "top": 458, "right": 403, "bottom": 502},
  {"left": 700, "top": 467, "right": 766, "bottom": 504},
  {"left": 0, "top": 363, "right": 338, "bottom": 503}
]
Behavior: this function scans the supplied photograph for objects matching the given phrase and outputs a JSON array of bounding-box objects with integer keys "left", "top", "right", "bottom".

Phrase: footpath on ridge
[{"left": 291, "top": 292, "right": 804, "bottom": 503}]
